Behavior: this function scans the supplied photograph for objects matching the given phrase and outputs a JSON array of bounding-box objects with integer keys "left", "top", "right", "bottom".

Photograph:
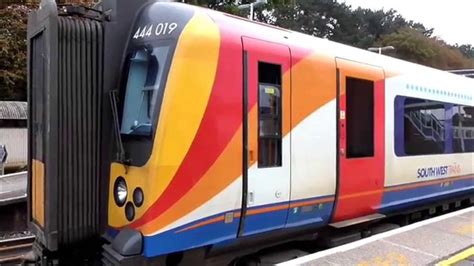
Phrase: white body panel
[
  {"left": 154, "top": 177, "right": 243, "bottom": 235},
  {"left": 291, "top": 100, "right": 337, "bottom": 200},
  {"left": 246, "top": 134, "right": 290, "bottom": 207},
  {"left": 385, "top": 74, "right": 474, "bottom": 187}
]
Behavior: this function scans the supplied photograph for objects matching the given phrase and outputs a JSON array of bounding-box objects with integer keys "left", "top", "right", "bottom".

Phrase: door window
[
  {"left": 258, "top": 62, "right": 282, "bottom": 167},
  {"left": 346, "top": 77, "right": 374, "bottom": 158}
]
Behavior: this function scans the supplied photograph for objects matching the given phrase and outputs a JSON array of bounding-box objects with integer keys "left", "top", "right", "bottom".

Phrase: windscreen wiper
[{"left": 109, "top": 90, "right": 129, "bottom": 169}]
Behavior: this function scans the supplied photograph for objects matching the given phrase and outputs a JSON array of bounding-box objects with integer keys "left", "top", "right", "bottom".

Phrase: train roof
[
  {"left": 192, "top": 3, "right": 474, "bottom": 87},
  {"left": 0, "top": 101, "right": 27, "bottom": 120},
  {"left": 166, "top": 3, "right": 472, "bottom": 105}
]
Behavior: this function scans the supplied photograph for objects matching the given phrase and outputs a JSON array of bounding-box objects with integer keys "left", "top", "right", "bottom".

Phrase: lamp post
[
  {"left": 368, "top": 46, "right": 395, "bottom": 54},
  {"left": 238, "top": 0, "right": 267, "bottom": 21}
]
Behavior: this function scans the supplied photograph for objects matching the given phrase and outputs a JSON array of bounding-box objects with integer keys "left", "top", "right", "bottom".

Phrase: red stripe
[
  {"left": 130, "top": 25, "right": 313, "bottom": 229},
  {"left": 130, "top": 27, "right": 244, "bottom": 228}
]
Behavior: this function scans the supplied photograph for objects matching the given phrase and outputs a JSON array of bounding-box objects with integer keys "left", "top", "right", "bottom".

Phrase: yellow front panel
[
  {"left": 32, "top": 159, "right": 45, "bottom": 227},
  {"left": 108, "top": 11, "right": 221, "bottom": 227}
]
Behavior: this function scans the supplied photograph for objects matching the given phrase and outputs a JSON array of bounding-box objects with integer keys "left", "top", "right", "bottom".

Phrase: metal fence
[
  {"left": 450, "top": 69, "right": 474, "bottom": 79},
  {"left": 1, "top": 0, "right": 97, "bottom": 8}
]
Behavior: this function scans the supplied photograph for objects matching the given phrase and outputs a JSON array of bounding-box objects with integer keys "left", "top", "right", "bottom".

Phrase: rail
[
  {"left": 0, "top": 235, "right": 35, "bottom": 263},
  {"left": 0, "top": 171, "right": 27, "bottom": 179}
]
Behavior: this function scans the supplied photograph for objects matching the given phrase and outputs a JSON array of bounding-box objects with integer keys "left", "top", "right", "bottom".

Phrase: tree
[
  {"left": 0, "top": 5, "right": 33, "bottom": 101},
  {"left": 185, "top": 0, "right": 240, "bottom": 14},
  {"left": 456, "top": 44, "right": 474, "bottom": 59},
  {"left": 1, "top": 0, "right": 473, "bottom": 102},
  {"left": 253, "top": 0, "right": 434, "bottom": 49},
  {"left": 377, "top": 28, "right": 474, "bottom": 70}
]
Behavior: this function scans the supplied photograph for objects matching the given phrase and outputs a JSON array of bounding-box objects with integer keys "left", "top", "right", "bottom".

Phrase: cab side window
[{"left": 258, "top": 62, "right": 282, "bottom": 168}]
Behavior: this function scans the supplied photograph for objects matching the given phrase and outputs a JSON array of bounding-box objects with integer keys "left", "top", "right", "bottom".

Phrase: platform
[
  {"left": 0, "top": 171, "right": 27, "bottom": 206},
  {"left": 279, "top": 207, "right": 474, "bottom": 266}
]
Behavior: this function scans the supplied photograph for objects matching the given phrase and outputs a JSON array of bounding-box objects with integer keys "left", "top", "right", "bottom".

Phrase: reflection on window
[
  {"left": 402, "top": 97, "right": 446, "bottom": 155},
  {"left": 452, "top": 105, "right": 474, "bottom": 153},
  {"left": 258, "top": 62, "right": 282, "bottom": 168},
  {"left": 120, "top": 46, "right": 169, "bottom": 136}
]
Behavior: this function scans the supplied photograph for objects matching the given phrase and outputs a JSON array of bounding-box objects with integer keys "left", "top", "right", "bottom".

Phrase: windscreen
[
  {"left": 113, "top": 1, "right": 193, "bottom": 166},
  {"left": 120, "top": 45, "right": 170, "bottom": 137}
]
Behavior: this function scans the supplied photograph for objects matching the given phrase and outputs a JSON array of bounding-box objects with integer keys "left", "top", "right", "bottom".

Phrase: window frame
[
  {"left": 345, "top": 76, "right": 375, "bottom": 159},
  {"left": 394, "top": 95, "right": 474, "bottom": 156}
]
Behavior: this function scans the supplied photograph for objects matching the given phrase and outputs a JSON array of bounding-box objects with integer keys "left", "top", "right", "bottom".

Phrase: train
[
  {"left": 26, "top": 0, "right": 473, "bottom": 264},
  {"left": 0, "top": 101, "right": 28, "bottom": 172}
]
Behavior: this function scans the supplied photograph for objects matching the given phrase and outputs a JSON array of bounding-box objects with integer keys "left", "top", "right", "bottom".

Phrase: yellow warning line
[{"left": 437, "top": 246, "right": 474, "bottom": 266}]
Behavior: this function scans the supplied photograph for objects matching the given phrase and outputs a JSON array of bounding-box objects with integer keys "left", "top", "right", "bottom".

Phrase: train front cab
[
  {"left": 104, "top": 3, "right": 242, "bottom": 262},
  {"left": 104, "top": 4, "right": 299, "bottom": 262}
]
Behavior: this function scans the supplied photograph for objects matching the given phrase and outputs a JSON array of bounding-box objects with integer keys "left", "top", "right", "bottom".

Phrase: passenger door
[
  {"left": 333, "top": 59, "right": 385, "bottom": 223},
  {"left": 240, "top": 37, "right": 291, "bottom": 236}
]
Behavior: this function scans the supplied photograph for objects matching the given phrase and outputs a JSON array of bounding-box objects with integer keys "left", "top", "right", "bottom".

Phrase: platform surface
[
  {"left": 279, "top": 207, "right": 474, "bottom": 266},
  {"left": 0, "top": 171, "right": 27, "bottom": 206}
]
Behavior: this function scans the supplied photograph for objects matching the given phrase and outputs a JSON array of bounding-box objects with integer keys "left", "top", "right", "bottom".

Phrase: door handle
[
  {"left": 248, "top": 191, "right": 254, "bottom": 205},
  {"left": 340, "top": 148, "right": 345, "bottom": 156}
]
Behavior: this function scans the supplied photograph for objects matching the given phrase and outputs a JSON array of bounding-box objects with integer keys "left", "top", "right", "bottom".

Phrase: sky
[{"left": 339, "top": 0, "right": 474, "bottom": 46}]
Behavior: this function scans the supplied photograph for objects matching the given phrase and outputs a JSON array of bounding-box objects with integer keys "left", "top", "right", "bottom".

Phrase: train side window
[
  {"left": 258, "top": 62, "right": 282, "bottom": 168},
  {"left": 395, "top": 96, "right": 447, "bottom": 156},
  {"left": 452, "top": 105, "right": 474, "bottom": 153},
  {"left": 346, "top": 77, "right": 374, "bottom": 158}
]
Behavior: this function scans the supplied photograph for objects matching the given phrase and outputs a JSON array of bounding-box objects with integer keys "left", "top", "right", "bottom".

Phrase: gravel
[{"left": 0, "top": 230, "right": 33, "bottom": 241}]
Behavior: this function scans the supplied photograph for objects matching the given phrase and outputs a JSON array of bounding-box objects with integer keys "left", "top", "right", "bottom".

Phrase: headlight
[
  {"left": 133, "top": 187, "right": 144, "bottom": 207},
  {"left": 114, "top": 177, "right": 127, "bottom": 207},
  {"left": 125, "top": 202, "right": 135, "bottom": 221}
]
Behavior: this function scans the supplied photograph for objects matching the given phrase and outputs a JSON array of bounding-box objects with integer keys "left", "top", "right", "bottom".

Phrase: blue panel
[
  {"left": 143, "top": 212, "right": 240, "bottom": 257},
  {"left": 380, "top": 177, "right": 473, "bottom": 213},
  {"left": 242, "top": 206, "right": 288, "bottom": 236},
  {"left": 106, "top": 228, "right": 119, "bottom": 239},
  {"left": 132, "top": 196, "right": 335, "bottom": 258},
  {"left": 286, "top": 202, "right": 333, "bottom": 228},
  {"left": 394, "top": 96, "right": 406, "bottom": 156}
]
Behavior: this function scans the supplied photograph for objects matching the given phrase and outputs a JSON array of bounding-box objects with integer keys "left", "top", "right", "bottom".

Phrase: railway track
[{"left": 0, "top": 235, "right": 35, "bottom": 263}]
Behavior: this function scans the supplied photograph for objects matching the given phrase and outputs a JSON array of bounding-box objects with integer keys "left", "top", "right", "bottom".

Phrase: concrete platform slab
[{"left": 279, "top": 207, "right": 474, "bottom": 266}]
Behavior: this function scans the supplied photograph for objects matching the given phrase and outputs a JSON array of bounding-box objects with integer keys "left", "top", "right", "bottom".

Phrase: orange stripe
[
  {"left": 108, "top": 11, "right": 221, "bottom": 228},
  {"left": 163, "top": 175, "right": 473, "bottom": 234},
  {"left": 337, "top": 174, "right": 474, "bottom": 200},
  {"left": 339, "top": 189, "right": 383, "bottom": 200},
  {"left": 141, "top": 127, "right": 242, "bottom": 235},
  {"left": 177, "top": 196, "right": 335, "bottom": 232},
  {"left": 385, "top": 174, "right": 473, "bottom": 192},
  {"left": 289, "top": 196, "right": 335, "bottom": 208},
  {"left": 176, "top": 215, "right": 225, "bottom": 233},
  {"left": 246, "top": 204, "right": 289, "bottom": 216}
]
